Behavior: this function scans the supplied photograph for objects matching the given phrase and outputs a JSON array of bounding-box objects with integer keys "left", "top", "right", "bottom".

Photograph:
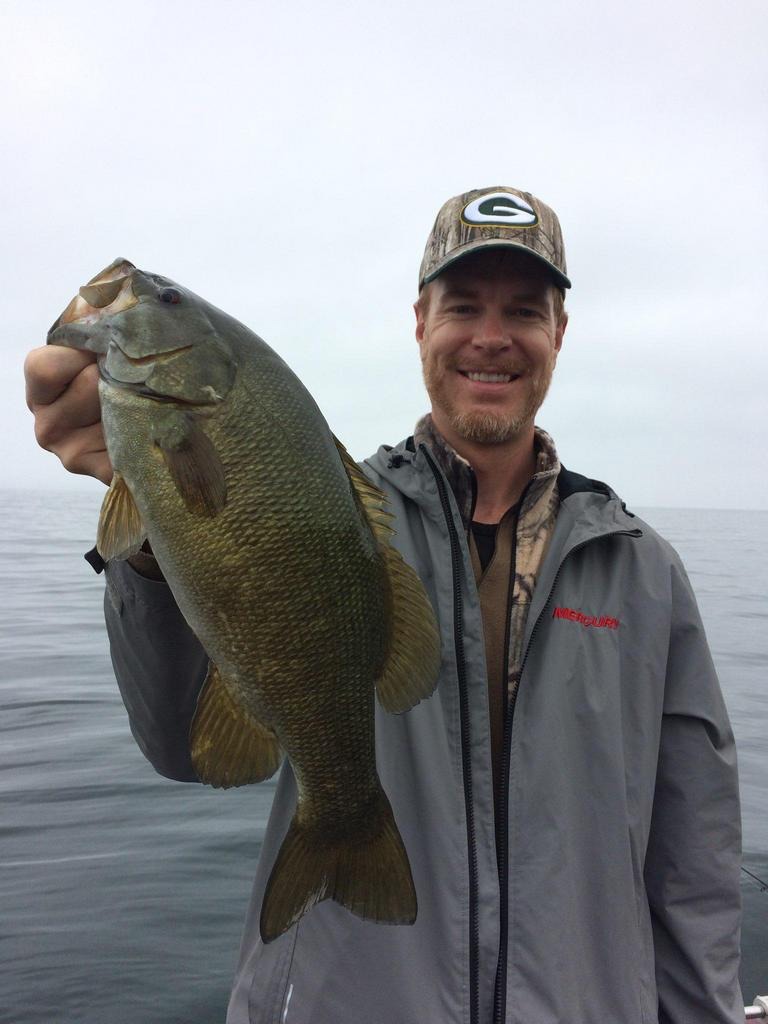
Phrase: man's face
[{"left": 415, "top": 250, "right": 567, "bottom": 447}]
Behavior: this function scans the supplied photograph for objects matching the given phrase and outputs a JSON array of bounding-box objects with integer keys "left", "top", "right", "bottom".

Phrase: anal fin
[
  {"left": 97, "top": 472, "right": 146, "bottom": 560},
  {"left": 190, "top": 662, "right": 282, "bottom": 788}
]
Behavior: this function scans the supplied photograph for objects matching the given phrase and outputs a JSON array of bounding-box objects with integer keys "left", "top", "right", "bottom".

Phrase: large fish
[{"left": 47, "top": 259, "right": 440, "bottom": 942}]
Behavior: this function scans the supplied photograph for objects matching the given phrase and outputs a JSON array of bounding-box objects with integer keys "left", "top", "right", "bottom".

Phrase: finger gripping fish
[{"left": 47, "top": 259, "right": 441, "bottom": 943}]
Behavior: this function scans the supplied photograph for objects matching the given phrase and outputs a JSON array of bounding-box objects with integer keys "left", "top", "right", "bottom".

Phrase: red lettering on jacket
[{"left": 552, "top": 607, "right": 619, "bottom": 629}]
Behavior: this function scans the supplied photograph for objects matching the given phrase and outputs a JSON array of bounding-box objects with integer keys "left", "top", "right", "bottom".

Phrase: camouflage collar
[{"left": 412, "top": 413, "right": 560, "bottom": 524}]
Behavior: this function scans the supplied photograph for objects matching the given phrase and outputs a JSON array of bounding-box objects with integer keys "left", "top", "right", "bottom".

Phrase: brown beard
[{"left": 422, "top": 352, "right": 557, "bottom": 445}]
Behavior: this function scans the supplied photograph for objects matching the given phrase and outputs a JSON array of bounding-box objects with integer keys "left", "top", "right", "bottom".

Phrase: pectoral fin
[
  {"left": 96, "top": 472, "right": 146, "bottom": 560},
  {"left": 155, "top": 416, "right": 227, "bottom": 517},
  {"left": 190, "top": 662, "right": 282, "bottom": 788},
  {"left": 332, "top": 436, "right": 441, "bottom": 713}
]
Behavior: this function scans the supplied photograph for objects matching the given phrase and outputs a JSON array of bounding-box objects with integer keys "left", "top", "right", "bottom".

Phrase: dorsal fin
[
  {"left": 333, "top": 436, "right": 441, "bottom": 713},
  {"left": 333, "top": 435, "right": 395, "bottom": 541}
]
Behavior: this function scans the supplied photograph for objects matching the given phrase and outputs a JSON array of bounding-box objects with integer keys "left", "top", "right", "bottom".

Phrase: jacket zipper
[
  {"left": 492, "top": 527, "right": 642, "bottom": 1024},
  {"left": 421, "top": 445, "right": 480, "bottom": 1024},
  {"left": 490, "top": 483, "right": 530, "bottom": 1024}
]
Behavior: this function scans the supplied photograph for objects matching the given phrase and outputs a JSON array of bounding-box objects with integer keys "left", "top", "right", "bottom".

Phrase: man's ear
[
  {"left": 555, "top": 311, "right": 568, "bottom": 353},
  {"left": 414, "top": 300, "right": 425, "bottom": 344}
]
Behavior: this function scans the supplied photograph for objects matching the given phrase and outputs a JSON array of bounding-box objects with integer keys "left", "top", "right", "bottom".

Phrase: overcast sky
[{"left": 3, "top": 0, "right": 767, "bottom": 509}]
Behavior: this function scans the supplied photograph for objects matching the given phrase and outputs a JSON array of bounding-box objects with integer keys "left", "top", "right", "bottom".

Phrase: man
[{"left": 25, "top": 186, "right": 743, "bottom": 1023}]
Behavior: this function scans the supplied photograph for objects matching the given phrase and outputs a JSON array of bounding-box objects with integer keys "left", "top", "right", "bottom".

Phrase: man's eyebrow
[
  {"left": 439, "top": 287, "right": 479, "bottom": 302},
  {"left": 438, "top": 287, "right": 550, "bottom": 305},
  {"left": 512, "top": 293, "right": 550, "bottom": 305}
]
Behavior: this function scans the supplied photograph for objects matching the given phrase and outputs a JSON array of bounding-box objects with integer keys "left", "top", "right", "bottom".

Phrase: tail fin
[{"left": 260, "top": 793, "right": 416, "bottom": 943}]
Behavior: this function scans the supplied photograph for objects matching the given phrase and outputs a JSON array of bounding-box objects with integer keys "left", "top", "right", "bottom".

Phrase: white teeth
[{"left": 466, "top": 371, "right": 513, "bottom": 383}]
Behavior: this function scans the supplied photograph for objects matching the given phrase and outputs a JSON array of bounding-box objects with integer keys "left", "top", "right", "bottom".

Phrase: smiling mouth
[{"left": 460, "top": 370, "right": 520, "bottom": 383}]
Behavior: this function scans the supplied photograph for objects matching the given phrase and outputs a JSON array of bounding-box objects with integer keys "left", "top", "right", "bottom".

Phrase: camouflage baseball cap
[{"left": 418, "top": 186, "right": 571, "bottom": 291}]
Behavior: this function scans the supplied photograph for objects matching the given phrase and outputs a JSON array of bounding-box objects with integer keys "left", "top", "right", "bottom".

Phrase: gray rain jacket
[{"left": 103, "top": 437, "right": 743, "bottom": 1024}]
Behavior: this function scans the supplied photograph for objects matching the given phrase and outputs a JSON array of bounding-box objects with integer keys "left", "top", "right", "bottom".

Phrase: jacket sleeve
[
  {"left": 103, "top": 558, "right": 207, "bottom": 782},
  {"left": 644, "top": 556, "right": 743, "bottom": 1024}
]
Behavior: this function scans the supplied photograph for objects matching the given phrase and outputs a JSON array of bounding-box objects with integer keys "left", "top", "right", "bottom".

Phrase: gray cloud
[{"left": 4, "top": 0, "right": 767, "bottom": 507}]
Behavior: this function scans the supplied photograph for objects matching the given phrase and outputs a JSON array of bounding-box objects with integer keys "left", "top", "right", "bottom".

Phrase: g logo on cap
[{"left": 461, "top": 191, "right": 538, "bottom": 228}]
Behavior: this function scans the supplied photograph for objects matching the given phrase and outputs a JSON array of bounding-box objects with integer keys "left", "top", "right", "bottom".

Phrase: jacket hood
[{"left": 364, "top": 432, "right": 640, "bottom": 544}]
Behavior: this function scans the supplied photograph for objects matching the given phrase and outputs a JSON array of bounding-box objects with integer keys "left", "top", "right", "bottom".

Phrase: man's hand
[
  {"left": 25, "top": 347, "right": 165, "bottom": 580},
  {"left": 24, "top": 347, "right": 113, "bottom": 485}
]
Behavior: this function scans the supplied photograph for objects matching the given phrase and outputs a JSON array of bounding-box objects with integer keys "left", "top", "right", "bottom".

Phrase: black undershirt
[
  {"left": 470, "top": 500, "right": 522, "bottom": 572},
  {"left": 470, "top": 521, "right": 499, "bottom": 572}
]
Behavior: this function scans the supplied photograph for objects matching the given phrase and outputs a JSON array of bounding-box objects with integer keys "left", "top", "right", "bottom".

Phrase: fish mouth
[
  {"left": 114, "top": 342, "right": 195, "bottom": 367},
  {"left": 51, "top": 258, "right": 138, "bottom": 335},
  {"left": 98, "top": 358, "right": 192, "bottom": 404},
  {"left": 98, "top": 343, "right": 220, "bottom": 406}
]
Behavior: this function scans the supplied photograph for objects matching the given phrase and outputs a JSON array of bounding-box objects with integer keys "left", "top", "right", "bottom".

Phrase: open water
[{"left": 1, "top": 489, "right": 766, "bottom": 1023}]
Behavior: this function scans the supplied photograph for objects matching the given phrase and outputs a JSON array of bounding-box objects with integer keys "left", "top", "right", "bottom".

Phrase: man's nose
[{"left": 473, "top": 311, "right": 509, "bottom": 349}]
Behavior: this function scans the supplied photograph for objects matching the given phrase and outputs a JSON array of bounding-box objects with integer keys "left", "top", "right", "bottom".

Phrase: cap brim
[{"left": 421, "top": 239, "right": 571, "bottom": 291}]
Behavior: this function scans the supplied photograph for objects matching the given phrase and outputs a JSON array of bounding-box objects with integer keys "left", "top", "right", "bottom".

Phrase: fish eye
[{"left": 159, "top": 288, "right": 182, "bottom": 304}]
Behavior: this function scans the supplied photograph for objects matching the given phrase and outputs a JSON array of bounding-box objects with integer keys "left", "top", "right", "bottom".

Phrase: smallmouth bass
[{"left": 48, "top": 259, "right": 440, "bottom": 942}]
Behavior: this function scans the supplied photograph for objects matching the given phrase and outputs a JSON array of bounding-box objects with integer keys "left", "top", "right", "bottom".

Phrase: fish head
[{"left": 48, "top": 258, "right": 236, "bottom": 407}]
